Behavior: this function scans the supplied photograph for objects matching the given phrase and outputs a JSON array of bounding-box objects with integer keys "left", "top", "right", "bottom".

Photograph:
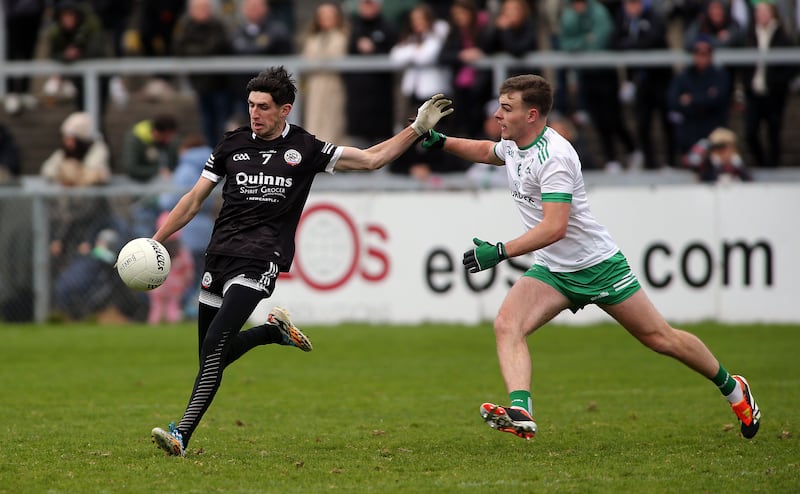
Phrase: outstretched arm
[
  {"left": 153, "top": 177, "right": 215, "bottom": 243},
  {"left": 335, "top": 126, "right": 421, "bottom": 171},
  {"left": 422, "top": 128, "right": 504, "bottom": 166},
  {"left": 334, "top": 94, "right": 453, "bottom": 171}
]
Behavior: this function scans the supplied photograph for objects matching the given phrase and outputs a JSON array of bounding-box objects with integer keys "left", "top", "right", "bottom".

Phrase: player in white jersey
[{"left": 421, "top": 74, "right": 760, "bottom": 441}]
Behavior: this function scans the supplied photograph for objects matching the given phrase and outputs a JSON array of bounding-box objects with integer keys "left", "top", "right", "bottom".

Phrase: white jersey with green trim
[{"left": 494, "top": 126, "right": 619, "bottom": 272}]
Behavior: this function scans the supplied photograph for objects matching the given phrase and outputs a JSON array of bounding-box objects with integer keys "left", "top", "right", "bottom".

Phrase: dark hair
[
  {"left": 499, "top": 74, "right": 553, "bottom": 117},
  {"left": 246, "top": 66, "right": 297, "bottom": 105},
  {"left": 152, "top": 114, "right": 178, "bottom": 132}
]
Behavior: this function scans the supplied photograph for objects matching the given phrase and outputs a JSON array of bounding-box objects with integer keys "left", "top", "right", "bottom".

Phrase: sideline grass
[{"left": 1, "top": 322, "right": 798, "bottom": 493}]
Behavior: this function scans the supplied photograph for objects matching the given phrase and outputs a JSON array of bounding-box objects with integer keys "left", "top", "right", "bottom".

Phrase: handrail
[
  {"left": 1, "top": 50, "right": 798, "bottom": 127},
  {"left": 1, "top": 49, "right": 799, "bottom": 77}
]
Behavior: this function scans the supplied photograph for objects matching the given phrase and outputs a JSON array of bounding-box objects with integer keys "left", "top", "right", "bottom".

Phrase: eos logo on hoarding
[
  {"left": 423, "top": 238, "right": 774, "bottom": 294},
  {"left": 287, "top": 203, "right": 389, "bottom": 290}
]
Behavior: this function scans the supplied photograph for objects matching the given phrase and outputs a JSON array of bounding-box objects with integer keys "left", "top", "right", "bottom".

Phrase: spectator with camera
[{"left": 682, "top": 127, "right": 752, "bottom": 183}]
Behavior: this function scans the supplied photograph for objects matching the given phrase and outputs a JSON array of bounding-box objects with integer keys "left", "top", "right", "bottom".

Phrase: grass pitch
[{"left": 1, "top": 321, "right": 798, "bottom": 493}]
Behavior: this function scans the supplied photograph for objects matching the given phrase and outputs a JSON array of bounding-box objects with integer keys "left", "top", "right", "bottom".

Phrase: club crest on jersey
[
  {"left": 202, "top": 272, "right": 213, "bottom": 288},
  {"left": 284, "top": 149, "right": 302, "bottom": 166}
]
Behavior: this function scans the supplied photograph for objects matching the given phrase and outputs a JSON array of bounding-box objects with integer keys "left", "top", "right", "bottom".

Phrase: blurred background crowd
[{"left": 0, "top": 0, "right": 798, "bottom": 323}]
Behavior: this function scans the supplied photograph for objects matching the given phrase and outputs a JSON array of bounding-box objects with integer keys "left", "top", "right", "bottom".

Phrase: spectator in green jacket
[
  {"left": 122, "top": 114, "right": 180, "bottom": 182},
  {"left": 43, "top": 0, "right": 110, "bottom": 124}
]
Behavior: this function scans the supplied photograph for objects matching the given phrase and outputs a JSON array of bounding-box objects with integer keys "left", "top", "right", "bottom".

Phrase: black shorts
[{"left": 198, "top": 254, "right": 279, "bottom": 308}]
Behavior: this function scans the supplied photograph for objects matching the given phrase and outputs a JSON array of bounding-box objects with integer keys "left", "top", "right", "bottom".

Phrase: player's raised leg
[
  {"left": 601, "top": 289, "right": 761, "bottom": 438},
  {"left": 730, "top": 375, "right": 761, "bottom": 438},
  {"left": 269, "top": 306, "right": 312, "bottom": 352}
]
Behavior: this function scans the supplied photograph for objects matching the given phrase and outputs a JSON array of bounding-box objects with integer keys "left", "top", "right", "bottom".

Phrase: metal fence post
[
  {"left": 31, "top": 196, "right": 50, "bottom": 323},
  {"left": 84, "top": 69, "right": 100, "bottom": 132}
]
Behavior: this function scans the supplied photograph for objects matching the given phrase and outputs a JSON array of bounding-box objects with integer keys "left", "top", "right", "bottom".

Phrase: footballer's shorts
[
  {"left": 198, "top": 254, "right": 279, "bottom": 308},
  {"left": 524, "top": 251, "right": 641, "bottom": 313}
]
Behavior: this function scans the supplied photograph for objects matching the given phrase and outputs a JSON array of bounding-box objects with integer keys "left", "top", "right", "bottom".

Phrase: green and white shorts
[{"left": 524, "top": 251, "right": 641, "bottom": 312}]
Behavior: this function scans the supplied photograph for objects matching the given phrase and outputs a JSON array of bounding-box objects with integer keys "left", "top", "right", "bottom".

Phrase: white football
[{"left": 116, "top": 237, "right": 171, "bottom": 291}]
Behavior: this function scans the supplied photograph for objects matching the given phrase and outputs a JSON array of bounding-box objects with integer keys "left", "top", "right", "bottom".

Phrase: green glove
[
  {"left": 411, "top": 93, "right": 454, "bottom": 136},
  {"left": 422, "top": 129, "right": 447, "bottom": 149},
  {"left": 462, "top": 238, "right": 508, "bottom": 273}
]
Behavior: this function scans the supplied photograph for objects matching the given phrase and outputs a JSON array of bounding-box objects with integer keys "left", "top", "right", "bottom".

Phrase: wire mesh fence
[{"left": 0, "top": 182, "right": 185, "bottom": 323}]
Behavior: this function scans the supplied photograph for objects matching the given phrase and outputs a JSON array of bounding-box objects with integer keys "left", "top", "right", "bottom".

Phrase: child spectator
[
  {"left": 682, "top": 127, "right": 752, "bottom": 183},
  {"left": 158, "top": 135, "right": 217, "bottom": 318},
  {"left": 53, "top": 228, "right": 119, "bottom": 320},
  {"left": 148, "top": 213, "right": 195, "bottom": 324}
]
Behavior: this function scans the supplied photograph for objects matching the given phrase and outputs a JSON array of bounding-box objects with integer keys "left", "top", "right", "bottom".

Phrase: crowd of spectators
[{"left": 2, "top": 0, "right": 798, "bottom": 176}]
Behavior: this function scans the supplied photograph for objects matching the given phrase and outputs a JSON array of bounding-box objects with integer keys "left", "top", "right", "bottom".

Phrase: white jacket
[{"left": 390, "top": 22, "right": 452, "bottom": 100}]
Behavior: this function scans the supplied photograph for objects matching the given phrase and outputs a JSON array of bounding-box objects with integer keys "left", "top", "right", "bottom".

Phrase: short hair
[
  {"left": 152, "top": 114, "right": 178, "bottom": 132},
  {"left": 499, "top": 74, "right": 553, "bottom": 117},
  {"left": 246, "top": 66, "right": 297, "bottom": 105}
]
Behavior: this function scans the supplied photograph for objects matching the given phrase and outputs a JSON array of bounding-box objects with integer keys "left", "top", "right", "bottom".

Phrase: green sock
[
  {"left": 509, "top": 390, "right": 532, "bottom": 415},
  {"left": 712, "top": 364, "right": 737, "bottom": 396}
]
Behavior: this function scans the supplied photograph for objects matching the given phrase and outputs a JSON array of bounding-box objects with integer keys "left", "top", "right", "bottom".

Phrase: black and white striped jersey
[{"left": 201, "top": 124, "right": 341, "bottom": 271}]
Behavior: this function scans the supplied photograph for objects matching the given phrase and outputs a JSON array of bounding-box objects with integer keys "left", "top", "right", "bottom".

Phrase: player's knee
[
  {"left": 493, "top": 312, "right": 520, "bottom": 341},
  {"left": 640, "top": 328, "right": 679, "bottom": 356}
]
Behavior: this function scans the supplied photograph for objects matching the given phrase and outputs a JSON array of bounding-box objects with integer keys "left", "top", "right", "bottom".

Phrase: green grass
[{"left": 1, "top": 321, "right": 798, "bottom": 493}]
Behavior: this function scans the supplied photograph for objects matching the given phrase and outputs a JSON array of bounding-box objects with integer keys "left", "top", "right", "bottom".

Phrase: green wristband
[{"left": 422, "top": 130, "right": 447, "bottom": 150}]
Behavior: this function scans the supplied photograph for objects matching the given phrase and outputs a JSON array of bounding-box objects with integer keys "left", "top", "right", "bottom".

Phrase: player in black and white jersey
[{"left": 149, "top": 66, "right": 453, "bottom": 456}]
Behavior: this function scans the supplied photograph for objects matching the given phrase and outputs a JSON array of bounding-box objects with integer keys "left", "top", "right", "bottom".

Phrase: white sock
[{"left": 723, "top": 377, "right": 745, "bottom": 404}]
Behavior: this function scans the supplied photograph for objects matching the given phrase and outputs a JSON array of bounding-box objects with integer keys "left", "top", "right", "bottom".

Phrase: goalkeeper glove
[
  {"left": 463, "top": 237, "right": 508, "bottom": 273},
  {"left": 411, "top": 94, "right": 454, "bottom": 136},
  {"left": 422, "top": 129, "right": 447, "bottom": 149}
]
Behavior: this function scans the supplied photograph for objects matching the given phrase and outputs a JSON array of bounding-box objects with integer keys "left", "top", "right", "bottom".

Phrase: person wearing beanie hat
[
  {"left": 60, "top": 111, "right": 95, "bottom": 141},
  {"left": 41, "top": 111, "right": 110, "bottom": 187},
  {"left": 41, "top": 111, "right": 116, "bottom": 311}
]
